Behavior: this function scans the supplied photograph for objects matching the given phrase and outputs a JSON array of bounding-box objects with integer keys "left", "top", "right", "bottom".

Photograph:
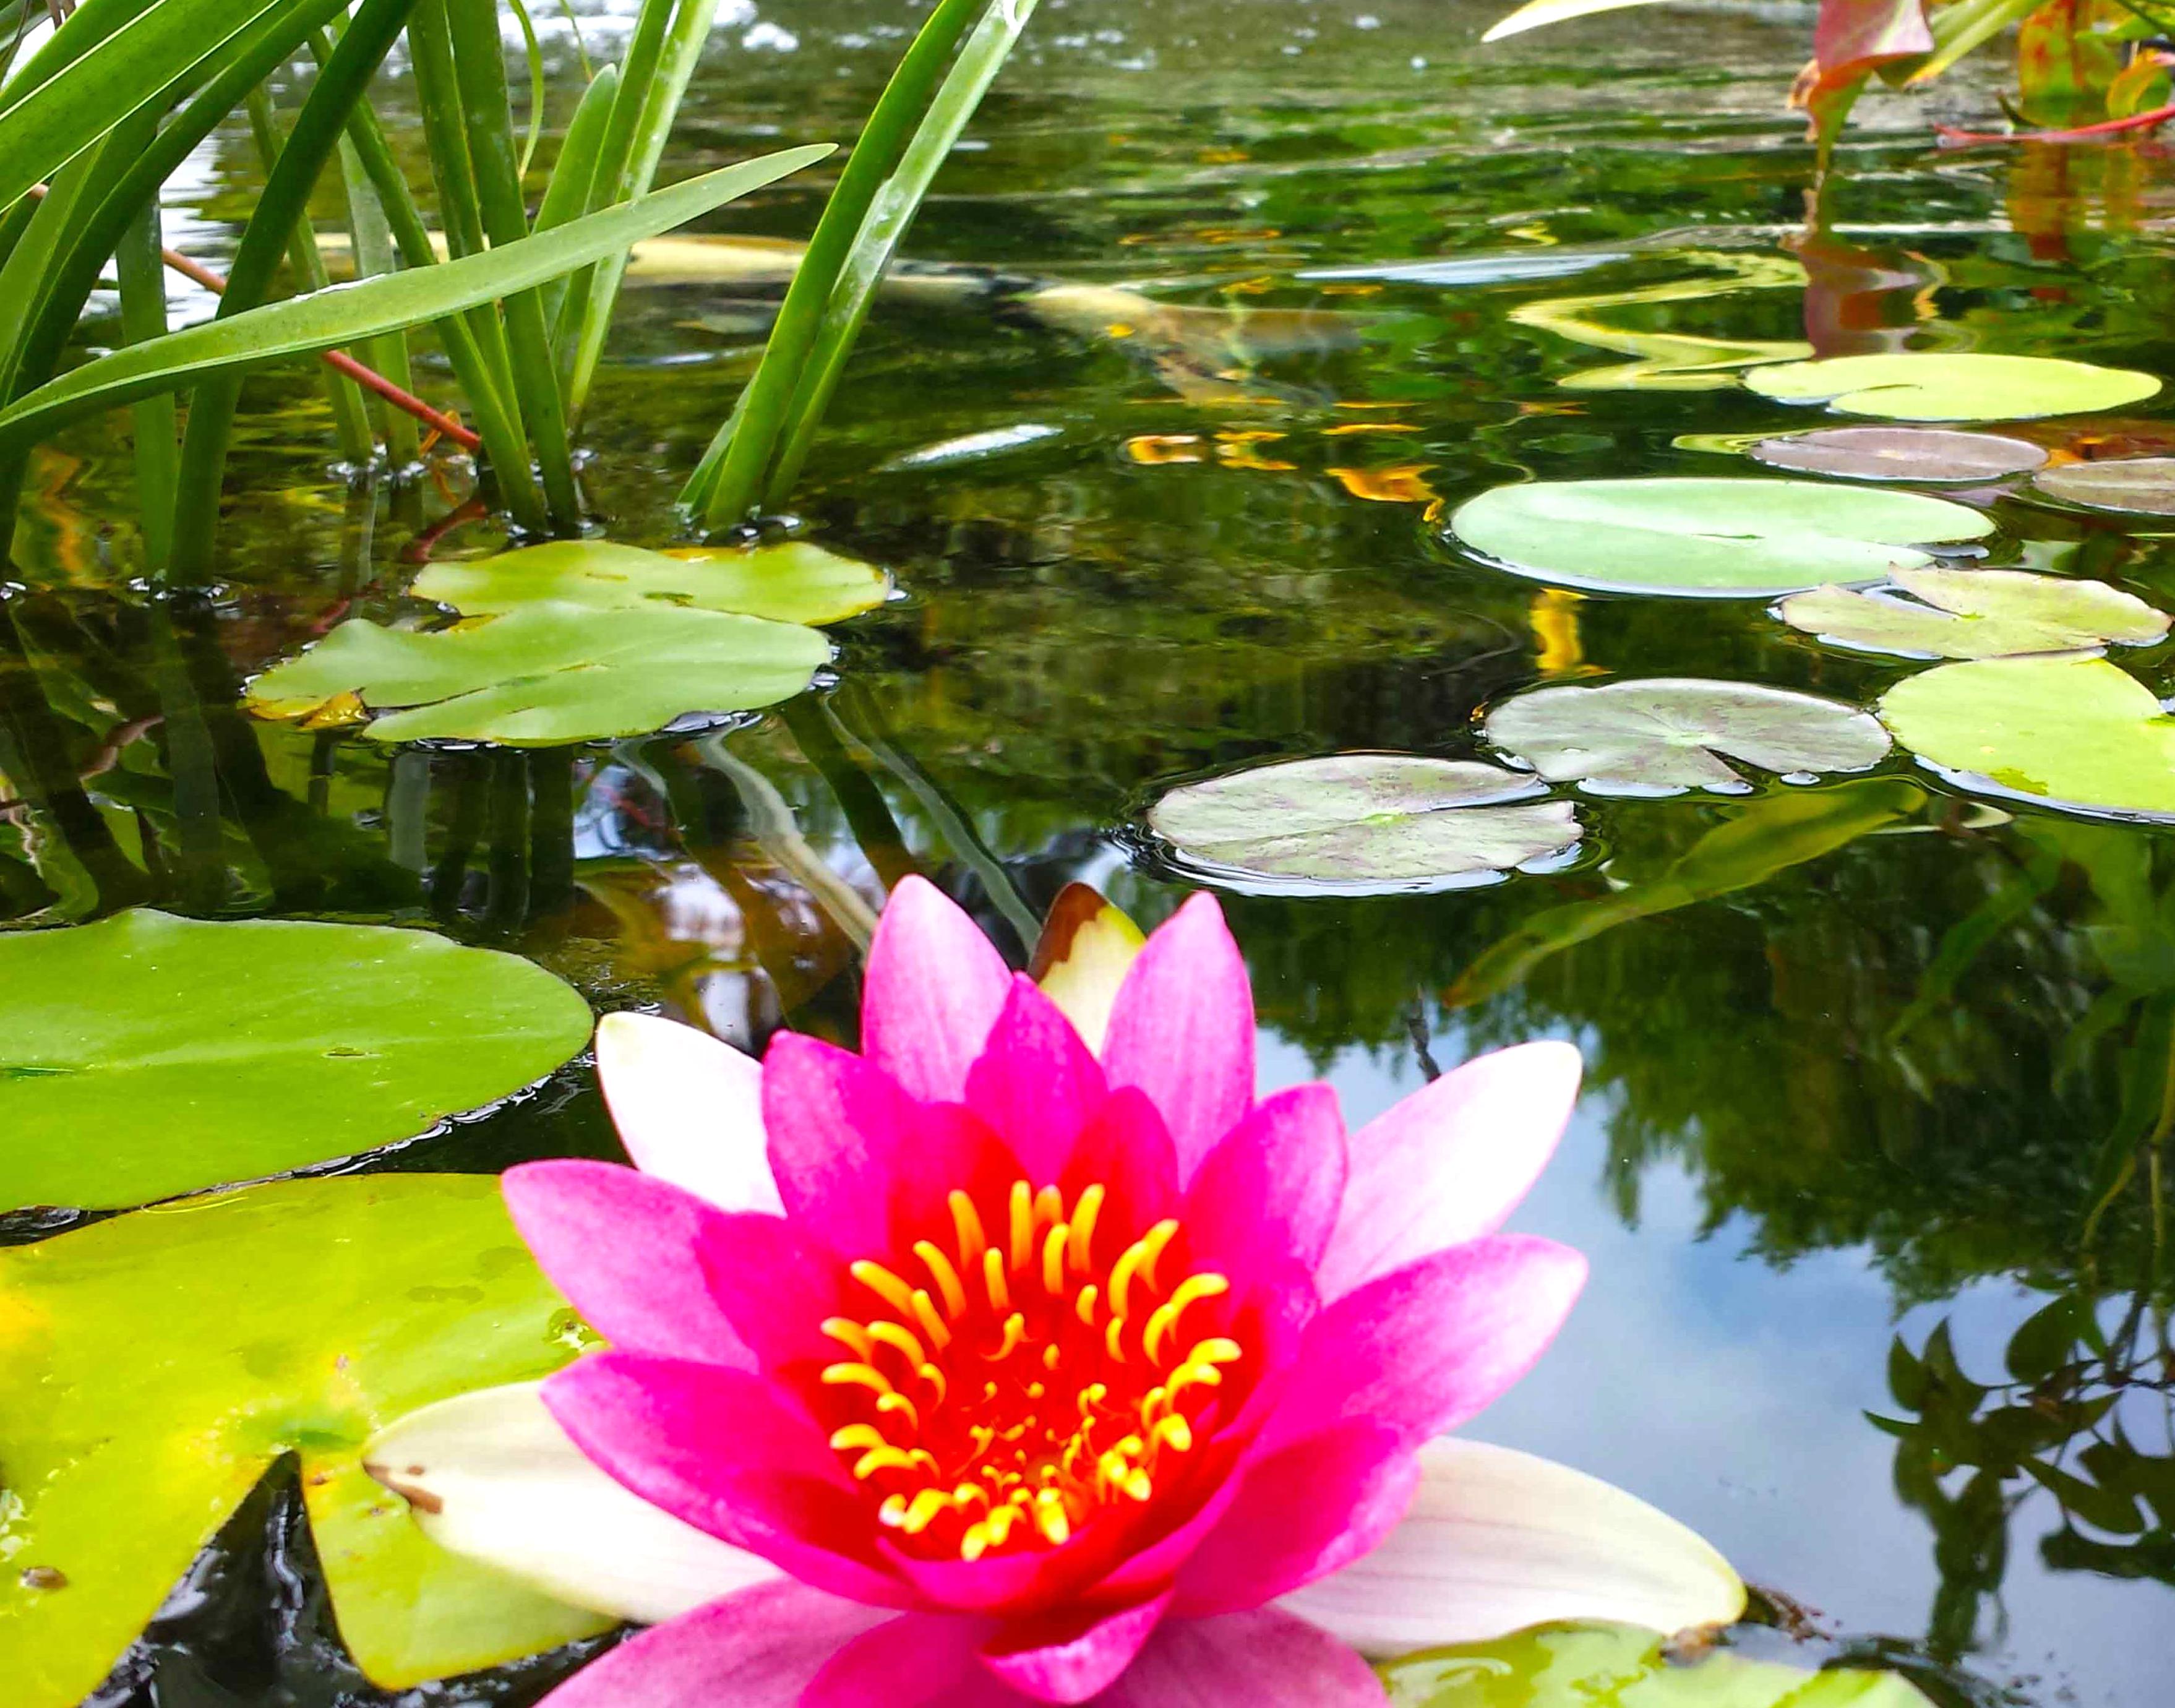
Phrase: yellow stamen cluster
[{"left": 818, "top": 1180, "right": 1240, "bottom": 1562}]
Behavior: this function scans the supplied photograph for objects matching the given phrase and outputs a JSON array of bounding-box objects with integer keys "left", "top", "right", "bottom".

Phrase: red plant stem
[
  {"left": 1937, "top": 102, "right": 2175, "bottom": 147},
  {"left": 24, "top": 184, "right": 483, "bottom": 453}
]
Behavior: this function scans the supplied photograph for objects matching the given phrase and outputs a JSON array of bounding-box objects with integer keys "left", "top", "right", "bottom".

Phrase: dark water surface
[{"left": 8, "top": 1, "right": 2175, "bottom": 1702}]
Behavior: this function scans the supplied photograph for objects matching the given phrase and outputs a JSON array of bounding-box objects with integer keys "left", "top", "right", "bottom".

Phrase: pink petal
[
  {"left": 862, "top": 874, "right": 1015, "bottom": 1102},
  {"left": 1182, "top": 1085, "right": 1347, "bottom": 1282},
  {"left": 542, "top": 1352, "right": 908, "bottom": 1608},
  {"left": 1058, "top": 1086, "right": 1182, "bottom": 1247},
  {"left": 699, "top": 1209, "right": 858, "bottom": 1371},
  {"left": 964, "top": 976, "right": 1109, "bottom": 1183},
  {"left": 1100, "top": 893, "right": 1256, "bottom": 1180},
  {"left": 1316, "top": 1041, "right": 1581, "bottom": 1301},
  {"left": 1094, "top": 1610, "right": 1386, "bottom": 1707},
  {"left": 1172, "top": 1423, "right": 1414, "bottom": 1615},
  {"left": 1268, "top": 1236, "right": 1587, "bottom": 1452},
  {"left": 802, "top": 1611, "right": 1017, "bottom": 1708},
  {"left": 595, "top": 1011, "right": 780, "bottom": 1213},
  {"left": 982, "top": 1595, "right": 1173, "bottom": 1703},
  {"left": 503, "top": 1161, "right": 754, "bottom": 1368},
  {"left": 534, "top": 1579, "right": 888, "bottom": 1708}
]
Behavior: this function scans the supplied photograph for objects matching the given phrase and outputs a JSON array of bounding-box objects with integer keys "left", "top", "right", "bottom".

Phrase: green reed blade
[
  {"left": 536, "top": 61, "right": 619, "bottom": 341},
  {"left": 116, "top": 199, "right": 177, "bottom": 570},
  {"left": 336, "top": 133, "right": 422, "bottom": 471},
  {"left": 505, "top": 0, "right": 547, "bottom": 178}
]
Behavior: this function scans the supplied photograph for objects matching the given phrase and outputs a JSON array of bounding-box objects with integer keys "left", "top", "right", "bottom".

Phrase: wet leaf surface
[
  {"left": 1749, "top": 426, "right": 2047, "bottom": 482},
  {"left": 411, "top": 539, "right": 892, "bottom": 625},
  {"left": 1777, "top": 566, "right": 2169, "bottom": 659},
  {"left": 2031, "top": 457, "right": 2175, "bottom": 517},
  {"left": 1744, "top": 353, "right": 2161, "bottom": 422}
]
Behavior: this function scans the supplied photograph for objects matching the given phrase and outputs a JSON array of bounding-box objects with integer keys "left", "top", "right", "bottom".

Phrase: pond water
[{"left": 6, "top": 1, "right": 2175, "bottom": 1704}]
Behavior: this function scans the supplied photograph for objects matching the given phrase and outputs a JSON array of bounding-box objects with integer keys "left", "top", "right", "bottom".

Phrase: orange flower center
[{"left": 818, "top": 1180, "right": 1240, "bottom": 1561}]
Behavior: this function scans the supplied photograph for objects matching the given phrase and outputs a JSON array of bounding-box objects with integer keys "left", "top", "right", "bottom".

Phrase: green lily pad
[
  {"left": 1485, "top": 679, "right": 1892, "bottom": 794},
  {"left": 1382, "top": 1622, "right": 1933, "bottom": 1708},
  {"left": 1447, "top": 478, "right": 1994, "bottom": 596},
  {"left": 1745, "top": 353, "right": 2161, "bottom": 422},
  {"left": 1146, "top": 754, "right": 1580, "bottom": 892},
  {"left": 245, "top": 601, "right": 830, "bottom": 745},
  {"left": 2030, "top": 457, "right": 2175, "bottom": 517},
  {"left": 0, "top": 1175, "right": 607, "bottom": 1708},
  {"left": 1778, "top": 566, "right": 2169, "bottom": 660},
  {"left": 0, "top": 911, "right": 590, "bottom": 1213},
  {"left": 1879, "top": 654, "right": 2175, "bottom": 818},
  {"left": 1749, "top": 426, "right": 2046, "bottom": 483},
  {"left": 411, "top": 539, "right": 892, "bottom": 625}
]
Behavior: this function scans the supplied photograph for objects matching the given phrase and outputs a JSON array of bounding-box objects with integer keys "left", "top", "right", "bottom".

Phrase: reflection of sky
[{"left": 1259, "top": 1024, "right": 2174, "bottom": 1707}]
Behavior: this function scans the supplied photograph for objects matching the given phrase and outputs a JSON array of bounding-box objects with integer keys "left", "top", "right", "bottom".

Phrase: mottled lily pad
[
  {"left": 0, "top": 911, "right": 590, "bottom": 1212},
  {"left": 1778, "top": 566, "right": 2168, "bottom": 659},
  {"left": 1879, "top": 654, "right": 2175, "bottom": 818},
  {"left": 2031, "top": 457, "right": 2175, "bottom": 517},
  {"left": 1485, "top": 678, "right": 1891, "bottom": 794},
  {"left": 1749, "top": 426, "right": 2046, "bottom": 482},
  {"left": 411, "top": 539, "right": 891, "bottom": 625},
  {"left": 1147, "top": 753, "right": 1580, "bottom": 892},
  {"left": 0, "top": 1177, "right": 606, "bottom": 1708},
  {"left": 246, "top": 602, "right": 830, "bottom": 745},
  {"left": 1745, "top": 353, "right": 2161, "bottom": 422},
  {"left": 1448, "top": 478, "right": 1993, "bottom": 596},
  {"left": 1382, "top": 1621, "right": 1933, "bottom": 1707}
]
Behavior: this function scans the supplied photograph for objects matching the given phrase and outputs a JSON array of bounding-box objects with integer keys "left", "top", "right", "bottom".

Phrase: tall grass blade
[
  {"left": 537, "top": 61, "right": 619, "bottom": 340},
  {"left": 337, "top": 134, "right": 423, "bottom": 470},
  {"left": 116, "top": 199, "right": 177, "bottom": 570}
]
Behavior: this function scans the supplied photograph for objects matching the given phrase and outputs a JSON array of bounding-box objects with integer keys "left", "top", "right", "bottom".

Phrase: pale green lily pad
[
  {"left": 246, "top": 601, "right": 830, "bottom": 745},
  {"left": 1745, "top": 353, "right": 2161, "bottom": 422},
  {"left": 1448, "top": 478, "right": 1993, "bottom": 596},
  {"left": 2031, "top": 457, "right": 2175, "bottom": 517},
  {"left": 1778, "top": 566, "right": 2169, "bottom": 660},
  {"left": 1485, "top": 679, "right": 1892, "bottom": 794},
  {"left": 0, "top": 911, "right": 590, "bottom": 1212},
  {"left": 1879, "top": 654, "right": 2175, "bottom": 818},
  {"left": 1383, "top": 1623, "right": 1933, "bottom": 1707},
  {"left": 411, "top": 539, "right": 891, "bottom": 625},
  {"left": 0, "top": 1176, "right": 607, "bottom": 1708},
  {"left": 1749, "top": 426, "right": 2046, "bottom": 483},
  {"left": 1147, "top": 754, "right": 1580, "bottom": 892}
]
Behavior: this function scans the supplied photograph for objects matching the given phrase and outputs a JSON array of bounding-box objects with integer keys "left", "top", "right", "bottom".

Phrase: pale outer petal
[
  {"left": 363, "top": 1382, "right": 779, "bottom": 1626},
  {"left": 596, "top": 1011, "right": 781, "bottom": 1214},
  {"left": 1276, "top": 1437, "right": 1745, "bottom": 1656}
]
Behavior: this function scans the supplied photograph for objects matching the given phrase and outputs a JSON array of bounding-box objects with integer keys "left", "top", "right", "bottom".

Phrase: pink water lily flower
[{"left": 368, "top": 880, "right": 1742, "bottom": 1706}]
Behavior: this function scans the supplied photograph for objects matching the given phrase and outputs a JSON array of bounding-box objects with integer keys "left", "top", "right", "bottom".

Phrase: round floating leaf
[
  {"left": 1879, "top": 654, "right": 2175, "bottom": 818},
  {"left": 246, "top": 601, "right": 831, "bottom": 745},
  {"left": 0, "top": 911, "right": 590, "bottom": 1212},
  {"left": 1448, "top": 478, "right": 1993, "bottom": 596},
  {"left": 1485, "top": 678, "right": 1891, "bottom": 794},
  {"left": 411, "top": 539, "right": 891, "bottom": 625},
  {"left": 0, "top": 1176, "right": 607, "bottom": 1708},
  {"left": 2031, "top": 457, "right": 2175, "bottom": 517},
  {"left": 1779, "top": 565, "right": 2169, "bottom": 659},
  {"left": 1744, "top": 353, "right": 2161, "bottom": 422},
  {"left": 1383, "top": 1623, "right": 1934, "bottom": 1708},
  {"left": 1749, "top": 426, "right": 2046, "bottom": 482},
  {"left": 1147, "top": 753, "right": 1580, "bottom": 892}
]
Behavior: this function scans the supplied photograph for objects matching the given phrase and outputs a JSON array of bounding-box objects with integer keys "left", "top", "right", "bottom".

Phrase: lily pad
[
  {"left": 1778, "top": 566, "right": 2169, "bottom": 660},
  {"left": 245, "top": 601, "right": 830, "bottom": 745},
  {"left": 0, "top": 1176, "right": 607, "bottom": 1708},
  {"left": 1879, "top": 654, "right": 2175, "bottom": 818},
  {"left": 0, "top": 911, "right": 590, "bottom": 1213},
  {"left": 1745, "top": 353, "right": 2161, "bottom": 422},
  {"left": 1485, "top": 679, "right": 1891, "bottom": 794},
  {"left": 2031, "top": 457, "right": 2175, "bottom": 517},
  {"left": 1146, "top": 753, "right": 1580, "bottom": 892},
  {"left": 1382, "top": 1622, "right": 1933, "bottom": 1708},
  {"left": 1749, "top": 426, "right": 2046, "bottom": 482},
  {"left": 411, "top": 539, "right": 891, "bottom": 625},
  {"left": 1448, "top": 478, "right": 1993, "bottom": 597}
]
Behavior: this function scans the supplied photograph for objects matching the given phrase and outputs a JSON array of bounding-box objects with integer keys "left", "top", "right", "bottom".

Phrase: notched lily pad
[
  {"left": 1879, "top": 654, "right": 2175, "bottom": 818},
  {"left": 1146, "top": 753, "right": 1580, "bottom": 892},
  {"left": 1745, "top": 353, "right": 2161, "bottom": 423},
  {"left": 1448, "top": 478, "right": 1993, "bottom": 597},
  {"left": 246, "top": 601, "right": 831, "bottom": 745},
  {"left": 1485, "top": 678, "right": 1892, "bottom": 795},
  {"left": 1749, "top": 426, "right": 2046, "bottom": 483},
  {"left": 0, "top": 911, "right": 590, "bottom": 1212},
  {"left": 411, "top": 538, "right": 891, "bottom": 625},
  {"left": 0, "top": 1176, "right": 606, "bottom": 1708},
  {"left": 1778, "top": 566, "right": 2169, "bottom": 660},
  {"left": 2031, "top": 457, "right": 2175, "bottom": 517}
]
